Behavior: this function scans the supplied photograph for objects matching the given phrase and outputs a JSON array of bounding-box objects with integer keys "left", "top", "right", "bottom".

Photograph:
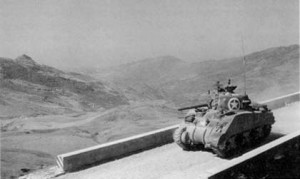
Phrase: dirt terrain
[
  {"left": 1, "top": 100, "right": 179, "bottom": 178},
  {"left": 1, "top": 44, "right": 299, "bottom": 178}
]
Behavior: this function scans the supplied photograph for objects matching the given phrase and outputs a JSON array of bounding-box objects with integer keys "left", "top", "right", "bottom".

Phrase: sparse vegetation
[{"left": 0, "top": 44, "right": 299, "bottom": 178}]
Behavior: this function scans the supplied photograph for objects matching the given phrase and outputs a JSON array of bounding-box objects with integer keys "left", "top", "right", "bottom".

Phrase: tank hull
[
  {"left": 174, "top": 110, "right": 275, "bottom": 157},
  {"left": 174, "top": 83, "right": 276, "bottom": 157}
]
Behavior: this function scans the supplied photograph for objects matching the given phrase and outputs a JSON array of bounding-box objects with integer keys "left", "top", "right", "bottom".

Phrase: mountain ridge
[
  {"left": 0, "top": 56, "right": 128, "bottom": 118},
  {"left": 1, "top": 44, "right": 299, "bottom": 178},
  {"left": 91, "top": 44, "right": 299, "bottom": 105}
]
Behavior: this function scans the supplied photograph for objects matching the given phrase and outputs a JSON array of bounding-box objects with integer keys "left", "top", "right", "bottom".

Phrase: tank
[{"left": 173, "top": 80, "right": 275, "bottom": 158}]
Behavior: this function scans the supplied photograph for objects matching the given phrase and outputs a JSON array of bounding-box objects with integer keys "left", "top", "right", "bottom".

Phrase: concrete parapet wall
[
  {"left": 57, "top": 125, "right": 178, "bottom": 172},
  {"left": 56, "top": 92, "right": 299, "bottom": 172},
  {"left": 207, "top": 130, "right": 300, "bottom": 179},
  {"left": 261, "top": 92, "right": 300, "bottom": 110}
]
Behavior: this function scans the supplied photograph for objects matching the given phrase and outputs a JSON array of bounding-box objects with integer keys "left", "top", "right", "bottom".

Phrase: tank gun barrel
[{"left": 178, "top": 104, "right": 208, "bottom": 111}]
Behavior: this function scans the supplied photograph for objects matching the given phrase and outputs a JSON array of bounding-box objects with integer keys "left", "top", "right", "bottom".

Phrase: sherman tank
[{"left": 173, "top": 80, "right": 275, "bottom": 158}]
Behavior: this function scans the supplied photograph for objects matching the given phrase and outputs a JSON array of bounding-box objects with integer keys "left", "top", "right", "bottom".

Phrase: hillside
[
  {"left": 1, "top": 55, "right": 178, "bottom": 178},
  {"left": 92, "top": 44, "right": 299, "bottom": 106},
  {"left": 1, "top": 44, "right": 299, "bottom": 178},
  {"left": 0, "top": 55, "right": 128, "bottom": 119}
]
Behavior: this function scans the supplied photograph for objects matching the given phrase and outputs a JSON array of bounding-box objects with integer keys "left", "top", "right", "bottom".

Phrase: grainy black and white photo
[{"left": 0, "top": 0, "right": 299, "bottom": 178}]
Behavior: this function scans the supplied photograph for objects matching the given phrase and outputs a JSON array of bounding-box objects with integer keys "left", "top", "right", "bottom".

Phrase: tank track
[
  {"left": 212, "top": 124, "right": 272, "bottom": 158},
  {"left": 173, "top": 125, "right": 192, "bottom": 151}
]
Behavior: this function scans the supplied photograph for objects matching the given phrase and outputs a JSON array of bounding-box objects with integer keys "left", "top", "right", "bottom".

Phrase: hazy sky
[{"left": 0, "top": 0, "right": 299, "bottom": 69}]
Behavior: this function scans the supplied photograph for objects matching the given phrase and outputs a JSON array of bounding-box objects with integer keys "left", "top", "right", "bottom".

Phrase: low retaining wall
[
  {"left": 261, "top": 92, "right": 300, "bottom": 110},
  {"left": 56, "top": 125, "right": 178, "bottom": 172},
  {"left": 207, "top": 130, "right": 300, "bottom": 179},
  {"left": 57, "top": 92, "right": 299, "bottom": 172}
]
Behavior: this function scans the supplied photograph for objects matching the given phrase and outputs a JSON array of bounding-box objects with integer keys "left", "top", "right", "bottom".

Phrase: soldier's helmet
[{"left": 225, "top": 79, "right": 237, "bottom": 93}]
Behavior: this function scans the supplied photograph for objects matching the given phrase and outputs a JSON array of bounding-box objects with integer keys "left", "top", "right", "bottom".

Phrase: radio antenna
[{"left": 241, "top": 37, "right": 247, "bottom": 95}]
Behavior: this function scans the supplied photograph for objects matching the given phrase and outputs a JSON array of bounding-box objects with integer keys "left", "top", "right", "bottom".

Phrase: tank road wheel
[
  {"left": 249, "top": 128, "right": 258, "bottom": 145},
  {"left": 213, "top": 136, "right": 236, "bottom": 158},
  {"left": 249, "top": 127, "right": 264, "bottom": 145},
  {"left": 235, "top": 133, "right": 247, "bottom": 152},
  {"left": 213, "top": 142, "right": 230, "bottom": 158},
  {"left": 242, "top": 131, "right": 251, "bottom": 147},
  {"left": 256, "top": 127, "right": 264, "bottom": 140},
  {"left": 173, "top": 126, "right": 192, "bottom": 151},
  {"left": 262, "top": 125, "right": 272, "bottom": 138}
]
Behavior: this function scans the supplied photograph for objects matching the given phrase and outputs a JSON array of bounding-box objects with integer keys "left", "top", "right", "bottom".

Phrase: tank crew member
[
  {"left": 225, "top": 79, "right": 237, "bottom": 94},
  {"left": 214, "top": 81, "right": 225, "bottom": 93}
]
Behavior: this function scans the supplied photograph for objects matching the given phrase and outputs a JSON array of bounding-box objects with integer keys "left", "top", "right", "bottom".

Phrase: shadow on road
[
  {"left": 263, "top": 132, "right": 284, "bottom": 143},
  {"left": 230, "top": 132, "right": 285, "bottom": 159},
  {"left": 184, "top": 132, "right": 285, "bottom": 160}
]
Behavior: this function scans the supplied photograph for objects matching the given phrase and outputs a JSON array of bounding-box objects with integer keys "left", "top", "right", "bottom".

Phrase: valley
[{"left": 0, "top": 44, "right": 299, "bottom": 178}]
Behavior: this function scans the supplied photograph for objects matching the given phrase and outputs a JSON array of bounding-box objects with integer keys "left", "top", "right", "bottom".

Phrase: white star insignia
[{"left": 228, "top": 98, "right": 240, "bottom": 110}]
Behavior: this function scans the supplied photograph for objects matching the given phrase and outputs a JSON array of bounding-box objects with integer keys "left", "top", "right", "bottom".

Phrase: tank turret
[{"left": 173, "top": 80, "right": 275, "bottom": 157}]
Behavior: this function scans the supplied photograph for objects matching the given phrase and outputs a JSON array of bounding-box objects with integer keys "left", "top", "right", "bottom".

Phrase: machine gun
[{"left": 178, "top": 104, "right": 209, "bottom": 111}]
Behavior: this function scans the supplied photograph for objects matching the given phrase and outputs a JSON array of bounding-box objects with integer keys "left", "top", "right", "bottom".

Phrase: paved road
[{"left": 57, "top": 103, "right": 300, "bottom": 179}]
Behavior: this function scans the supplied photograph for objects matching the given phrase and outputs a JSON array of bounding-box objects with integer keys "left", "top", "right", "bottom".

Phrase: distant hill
[
  {"left": 91, "top": 44, "right": 299, "bottom": 106},
  {"left": 1, "top": 45, "right": 299, "bottom": 179},
  {"left": 0, "top": 55, "right": 128, "bottom": 118}
]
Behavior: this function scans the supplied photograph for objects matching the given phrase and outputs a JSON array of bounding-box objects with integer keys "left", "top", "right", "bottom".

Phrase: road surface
[{"left": 57, "top": 103, "right": 300, "bottom": 179}]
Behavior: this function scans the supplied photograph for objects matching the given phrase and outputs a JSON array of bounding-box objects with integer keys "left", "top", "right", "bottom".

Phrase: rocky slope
[
  {"left": 1, "top": 44, "right": 299, "bottom": 178},
  {"left": 0, "top": 55, "right": 128, "bottom": 119}
]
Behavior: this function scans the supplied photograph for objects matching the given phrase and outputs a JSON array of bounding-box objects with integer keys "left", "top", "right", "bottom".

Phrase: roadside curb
[
  {"left": 24, "top": 92, "right": 297, "bottom": 175},
  {"left": 56, "top": 92, "right": 299, "bottom": 173}
]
